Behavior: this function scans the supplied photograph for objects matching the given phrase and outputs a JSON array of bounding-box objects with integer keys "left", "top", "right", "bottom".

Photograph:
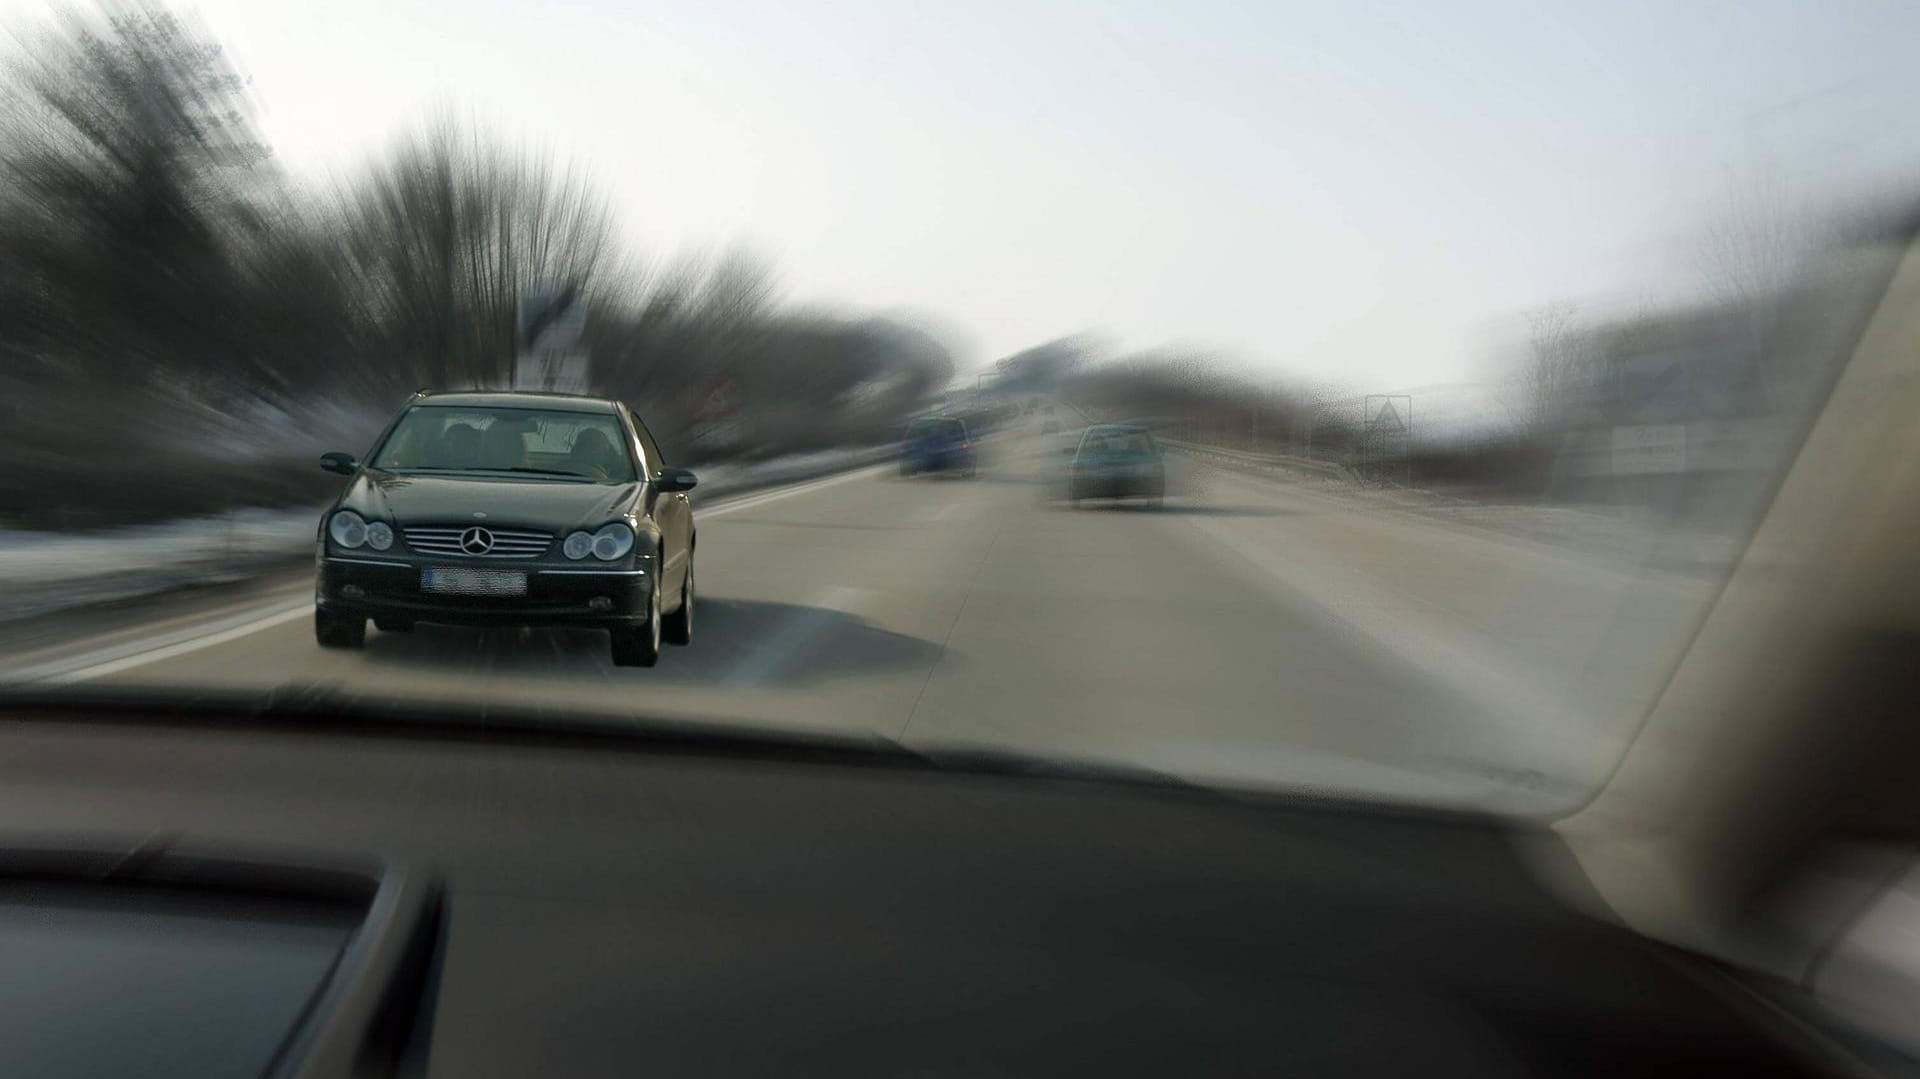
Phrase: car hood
[{"left": 339, "top": 470, "right": 642, "bottom": 532}]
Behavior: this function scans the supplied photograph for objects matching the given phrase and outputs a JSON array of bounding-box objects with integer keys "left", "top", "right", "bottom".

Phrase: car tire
[
  {"left": 373, "top": 617, "right": 414, "bottom": 633},
  {"left": 663, "top": 555, "right": 693, "bottom": 646},
  {"left": 315, "top": 607, "right": 366, "bottom": 649},
  {"left": 611, "top": 573, "right": 662, "bottom": 668}
]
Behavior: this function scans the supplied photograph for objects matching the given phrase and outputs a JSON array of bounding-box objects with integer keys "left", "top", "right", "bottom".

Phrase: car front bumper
[
  {"left": 1069, "top": 472, "right": 1165, "bottom": 499},
  {"left": 902, "top": 448, "right": 973, "bottom": 471},
  {"left": 316, "top": 555, "right": 654, "bottom": 628}
]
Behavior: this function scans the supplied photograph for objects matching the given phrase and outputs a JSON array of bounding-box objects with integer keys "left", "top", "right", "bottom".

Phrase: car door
[{"left": 626, "top": 406, "right": 690, "bottom": 595}]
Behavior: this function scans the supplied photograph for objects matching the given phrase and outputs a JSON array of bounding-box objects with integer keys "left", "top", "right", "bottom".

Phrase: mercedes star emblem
[{"left": 459, "top": 526, "right": 495, "bottom": 555}]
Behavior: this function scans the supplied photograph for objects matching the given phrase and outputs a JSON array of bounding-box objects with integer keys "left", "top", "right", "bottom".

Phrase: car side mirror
[
  {"left": 320, "top": 451, "right": 358, "bottom": 476},
  {"left": 656, "top": 468, "right": 698, "bottom": 493}
]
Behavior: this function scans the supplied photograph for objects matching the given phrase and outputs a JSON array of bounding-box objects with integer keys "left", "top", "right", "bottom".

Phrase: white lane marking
[
  {"left": 1172, "top": 513, "right": 1597, "bottom": 778},
  {"left": 1192, "top": 460, "right": 1712, "bottom": 602},
  {"left": 722, "top": 585, "right": 869, "bottom": 688},
  {"left": 1, "top": 595, "right": 312, "bottom": 683},
  {"left": 917, "top": 502, "right": 968, "bottom": 525},
  {"left": 29, "top": 603, "right": 313, "bottom": 685},
  {"left": 701, "top": 465, "right": 888, "bottom": 519}
]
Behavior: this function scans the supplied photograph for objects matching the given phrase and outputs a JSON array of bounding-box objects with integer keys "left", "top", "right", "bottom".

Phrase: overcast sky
[{"left": 7, "top": 0, "right": 1917, "bottom": 386}]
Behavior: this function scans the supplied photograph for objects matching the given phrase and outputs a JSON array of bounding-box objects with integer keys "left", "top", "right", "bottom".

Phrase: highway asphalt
[{"left": 0, "top": 427, "right": 1719, "bottom": 812}]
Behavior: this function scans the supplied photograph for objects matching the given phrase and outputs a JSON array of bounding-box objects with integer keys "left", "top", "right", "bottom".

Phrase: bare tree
[
  {"left": 0, "top": 3, "right": 268, "bottom": 390},
  {"left": 1300, "top": 377, "right": 1359, "bottom": 458},
  {"left": 1512, "top": 300, "right": 1590, "bottom": 436},
  {"left": 1690, "top": 164, "right": 1847, "bottom": 413},
  {"left": 342, "top": 116, "right": 617, "bottom": 388},
  {"left": 0, "top": 3, "right": 955, "bottom": 523}
]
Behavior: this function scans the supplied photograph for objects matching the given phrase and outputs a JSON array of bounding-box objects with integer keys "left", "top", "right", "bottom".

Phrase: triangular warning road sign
[{"left": 1369, "top": 399, "right": 1406, "bottom": 433}]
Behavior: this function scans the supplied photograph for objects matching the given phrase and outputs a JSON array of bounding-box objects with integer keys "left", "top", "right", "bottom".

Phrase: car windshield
[
  {"left": 0, "top": 0, "right": 1913, "bottom": 825},
  {"left": 907, "top": 419, "right": 964, "bottom": 441},
  {"left": 1081, "top": 430, "right": 1153, "bottom": 456},
  {"left": 370, "top": 407, "right": 637, "bottom": 483}
]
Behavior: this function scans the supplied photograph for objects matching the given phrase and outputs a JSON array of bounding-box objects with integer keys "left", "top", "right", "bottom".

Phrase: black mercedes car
[{"left": 314, "top": 391, "right": 697, "bottom": 667}]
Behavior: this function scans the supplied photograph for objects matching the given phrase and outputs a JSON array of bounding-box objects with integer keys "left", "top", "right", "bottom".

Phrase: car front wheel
[
  {"left": 664, "top": 556, "right": 693, "bottom": 646},
  {"left": 611, "top": 578, "right": 662, "bottom": 667},
  {"left": 315, "top": 607, "right": 366, "bottom": 649}
]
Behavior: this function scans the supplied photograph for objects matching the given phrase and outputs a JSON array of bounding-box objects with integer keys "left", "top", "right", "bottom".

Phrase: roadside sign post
[
  {"left": 1362, "top": 394, "right": 1412, "bottom": 487},
  {"left": 515, "top": 280, "right": 590, "bottom": 393}
]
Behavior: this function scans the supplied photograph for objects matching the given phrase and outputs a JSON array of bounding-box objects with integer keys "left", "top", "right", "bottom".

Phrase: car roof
[
  {"left": 1083, "top": 423, "right": 1149, "bottom": 435},
  {"left": 414, "top": 391, "right": 618, "bottom": 414}
]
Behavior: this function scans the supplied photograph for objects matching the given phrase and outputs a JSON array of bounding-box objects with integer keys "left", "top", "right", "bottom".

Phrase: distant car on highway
[
  {"left": 899, "top": 416, "right": 977, "bottom": 478},
  {"left": 313, "top": 390, "right": 697, "bottom": 667},
  {"left": 1067, "top": 423, "right": 1165, "bottom": 507}
]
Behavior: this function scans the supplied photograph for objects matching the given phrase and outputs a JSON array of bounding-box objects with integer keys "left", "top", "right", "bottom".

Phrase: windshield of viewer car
[
  {"left": 371, "top": 407, "right": 637, "bottom": 483},
  {"left": 3, "top": 0, "right": 1915, "bottom": 822}
]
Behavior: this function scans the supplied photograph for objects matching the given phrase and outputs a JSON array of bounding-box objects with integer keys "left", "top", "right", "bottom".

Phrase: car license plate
[{"left": 421, "top": 567, "right": 527, "bottom": 596}]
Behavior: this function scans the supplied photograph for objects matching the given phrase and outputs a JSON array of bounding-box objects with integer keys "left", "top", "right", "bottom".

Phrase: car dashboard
[{"left": 0, "top": 694, "right": 1862, "bottom": 1078}]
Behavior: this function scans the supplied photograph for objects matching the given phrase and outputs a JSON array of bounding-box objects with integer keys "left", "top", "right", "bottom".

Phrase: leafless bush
[{"left": 0, "top": 2, "right": 953, "bottom": 526}]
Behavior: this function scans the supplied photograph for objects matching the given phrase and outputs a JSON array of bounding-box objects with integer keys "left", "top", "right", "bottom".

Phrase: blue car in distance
[
  {"left": 1067, "top": 423, "right": 1165, "bottom": 507},
  {"left": 899, "top": 416, "right": 977, "bottom": 478}
]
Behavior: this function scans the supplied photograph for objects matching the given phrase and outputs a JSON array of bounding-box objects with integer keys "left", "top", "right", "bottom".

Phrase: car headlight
[
  {"left": 564, "top": 523, "right": 637, "bottom": 561},
  {"left": 590, "top": 522, "right": 635, "bottom": 561},
  {"left": 366, "top": 521, "right": 393, "bottom": 550},
  {"left": 328, "top": 510, "right": 368, "bottom": 549}
]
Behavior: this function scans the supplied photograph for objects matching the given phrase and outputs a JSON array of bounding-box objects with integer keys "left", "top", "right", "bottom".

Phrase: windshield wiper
[
  {"left": 498, "top": 467, "right": 594, "bottom": 479},
  {"left": 401, "top": 466, "right": 592, "bottom": 479}
]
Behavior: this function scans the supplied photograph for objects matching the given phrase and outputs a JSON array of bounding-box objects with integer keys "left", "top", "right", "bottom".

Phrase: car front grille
[{"left": 402, "top": 526, "right": 553, "bottom": 559}]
